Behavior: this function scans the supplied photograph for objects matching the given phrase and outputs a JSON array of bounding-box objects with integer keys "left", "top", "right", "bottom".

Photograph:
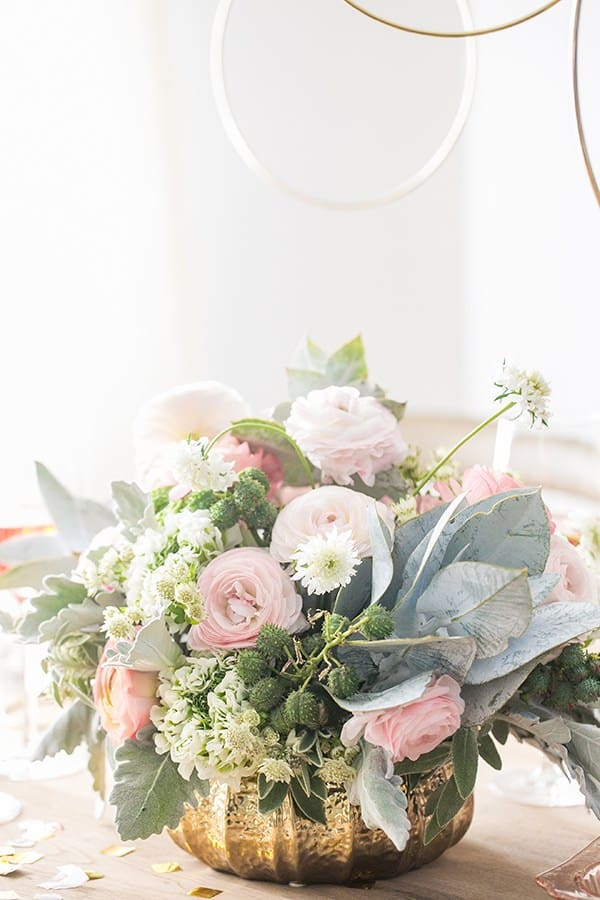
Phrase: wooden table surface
[{"left": 0, "top": 739, "right": 597, "bottom": 900}]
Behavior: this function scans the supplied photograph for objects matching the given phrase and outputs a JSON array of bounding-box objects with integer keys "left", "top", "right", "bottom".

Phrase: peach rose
[
  {"left": 217, "top": 435, "right": 284, "bottom": 499},
  {"left": 93, "top": 645, "right": 159, "bottom": 747},
  {"left": 270, "top": 485, "right": 395, "bottom": 563},
  {"left": 285, "top": 386, "right": 407, "bottom": 487},
  {"left": 544, "top": 533, "right": 598, "bottom": 604},
  {"left": 340, "top": 675, "right": 464, "bottom": 763},
  {"left": 187, "top": 547, "right": 306, "bottom": 650}
]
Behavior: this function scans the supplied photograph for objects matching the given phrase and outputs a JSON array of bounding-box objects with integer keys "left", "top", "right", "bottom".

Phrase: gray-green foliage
[
  {"left": 348, "top": 742, "right": 410, "bottom": 851},
  {"left": 110, "top": 727, "right": 209, "bottom": 840}
]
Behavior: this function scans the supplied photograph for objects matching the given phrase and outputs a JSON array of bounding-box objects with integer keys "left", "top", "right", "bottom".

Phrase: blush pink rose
[
  {"left": 270, "top": 485, "right": 394, "bottom": 563},
  {"left": 340, "top": 675, "right": 464, "bottom": 763},
  {"left": 217, "top": 435, "right": 284, "bottom": 499},
  {"left": 285, "top": 386, "right": 407, "bottom": 487},
  {"left": 187, "top": 547, "right": 306, "bottom": 650},
  {"left": 93, "top": 645, "right": 159, "bottom": 747},
  {"left": 544, "top": 533, "right": 597, "bottom": 604}
]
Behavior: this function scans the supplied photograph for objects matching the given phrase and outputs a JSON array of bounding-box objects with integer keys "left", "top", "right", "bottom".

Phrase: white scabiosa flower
[
  {"left": 318, "top": 757, "right": 356, "bottom": 786},
  {"left": 102, "top": 606, "right": 139, "bottom": 641},
  {"left": 291, "top": 528, "right": 361, "bottom": 595},
  {"left": 258, "top": 758, "right": 294, "bottom": 784},
  {"left": 171, "top": 439, "right": 237, "bottom": 494},
  {"left": 494, "top": 363, "right": 552, "bottom": 428}
]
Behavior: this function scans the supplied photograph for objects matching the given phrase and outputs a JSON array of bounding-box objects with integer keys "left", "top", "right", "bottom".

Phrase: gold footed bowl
[{"left": 169, "top": 763, "right": 473, "bottom": 885}]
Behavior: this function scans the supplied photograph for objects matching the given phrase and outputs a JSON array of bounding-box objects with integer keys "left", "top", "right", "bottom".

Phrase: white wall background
[{"left": 0, "top": 0, "right": 598, "bottom": 516}]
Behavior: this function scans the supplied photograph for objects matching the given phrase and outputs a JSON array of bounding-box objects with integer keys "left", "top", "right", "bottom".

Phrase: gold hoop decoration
[
  {"left": 572, "top": 0, "right": 600, "bottom": 205},
  {"left": 340, "top": 0, "right": 565, "bottom": 39},
  {"left": 210, "top": 0, "right": 476, "bottom": 211}
]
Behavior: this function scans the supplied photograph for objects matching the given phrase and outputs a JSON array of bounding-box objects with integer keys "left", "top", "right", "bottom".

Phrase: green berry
[
  {"left": 234, "top": 477, "right": 265, "bottom": 510},
  {"left": 552, "top": 681, "right": 574, "bottom": 710},
  {"left": 523, "top": 666, "right": 552, "bottom": 698},
  {"left": 284, "top": 691, "right": 320, "bottom": 728},
  {"left": 301, "top": 633, "right": 325, "bottom": 657},
  {"left": 361, "top": 605, "right": 394, "bottom": 640},
  {"left": 209, "top": 496, "right": 240, "bottom": 530},
  {"left": 574, "top": 677, "right": 600, "bottom": 704},
  {"left": 236, "top": 650, "right": 268, "bottom": 686},
  {"left": 187, "top": 490, "right": 219, "bottom": 510},
  {"left": 327, "top": 665, "right": 360, "bottom": 699},
  {"left": 560, "top": 644, "right": 587, "bottom": 677},
  {"left": 248, "top": 677, "right": 288, "bottom": 713},
  {"left": 239, "top": 468, "right": 270, "bottom": 492},
  {"left": 256, "top": 624, "right": 294, "bottom": 660},
  {"left": 323, "top": 614, "right": 350, "bottom": 640}
]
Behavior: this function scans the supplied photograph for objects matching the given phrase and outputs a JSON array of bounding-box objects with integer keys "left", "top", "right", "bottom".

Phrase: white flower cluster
[
  {"left": 495, "top": 363, "right": 552, "bottom": 428},
  {"left": 291, "top": 528, "right": 361, "bottom": 595},
  {"left": 170, "top": 439, "right": 237, "bottom": 494},
  {"left": 151, "top": 656, "right": 267, "bottom": 787},
  {"left": 123, "top": 512, "right": 222, "bottom": 625},
  {"left": 75, "top": 537, "right": 133, "bottom": 594}
]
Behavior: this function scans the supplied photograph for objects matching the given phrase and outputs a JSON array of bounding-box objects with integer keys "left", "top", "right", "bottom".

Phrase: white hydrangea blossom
[
  {"left": 151, "top": 657, "right": 266, "bottom": 787},
  {"left": 164, "top": 508, "right": 223, "bottom": 551},
  {"left": 495, "top": 363, "right": 552, "bottom": 428},
  {"left": 170, "top": 438, "right": 237, "bottom": 494},
  {"left": 291, "top": 528, "right": 361, "bottom": 595}
]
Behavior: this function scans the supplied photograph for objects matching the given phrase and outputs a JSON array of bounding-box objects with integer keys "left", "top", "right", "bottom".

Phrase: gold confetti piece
[
  {"left": 0, "top": 852, "right": 43, "bottom": 866},
  {"left": 101, "top": 844, "right": 136, "bottom": 857},
  {"left": 84, "top": 871, "right": 105, "bottom": 880},
  {"left": 187, "top": 889, "right": 222, "bottom": 898},
  {"left": 0, "top": 890, "right": 20, "bottom": 899},
  {"left": 152, "top": 862, "right": 182, "bottom": 874}
]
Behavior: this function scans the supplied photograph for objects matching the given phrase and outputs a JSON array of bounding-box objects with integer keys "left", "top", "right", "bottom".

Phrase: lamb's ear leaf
[{"left": 35, "top": 462, "right": 116, "bottom": 553}]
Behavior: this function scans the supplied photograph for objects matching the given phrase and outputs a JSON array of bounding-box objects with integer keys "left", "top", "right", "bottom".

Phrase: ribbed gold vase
[{"left": 169, "top": 764, "right": 473, "bottom": 885}]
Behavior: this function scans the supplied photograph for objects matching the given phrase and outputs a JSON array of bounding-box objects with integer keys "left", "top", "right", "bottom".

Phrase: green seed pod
[
  {"left": 248, "top": 677, "right": 287, "bottom": 713},
  {"left": 209, "top": 496, "right": 240, "bottom": 530},
  {"left": 552, "top": 681, "right": 575, "bottom": 710},
  {"left": 188, "top": 490, "right": 219, "bottom": 511},
  {"left": 560, "top": 644, "right": 587, "bottom": 676},
  {"left": 239, "top": 468, "right": 270, "bottom": 492},
  {"left": 284, "top": 690, "right": 320, "bottom": 728},
  {"left": 301, "top": 633, "right": 325, "bottom": 658},
  {"left": 361, "top": 605, "right": 395, "bottom": 640},
  {"left": 236, "top": 650, "right": 268, "bottom": 686},
  {"left": 574, "top": 677, "right": 600, "bottom": 704},
  {"left": 244, "top": 500, "right": 277, "bottom": 531},
  {"left": 523, "top": 666, "right": 552, "bottom": 698},
  {"left": 327, "top": 665, "right": 360, "bottom": 699},
  {"left": 234, "top": 477, "right": 266, "bottom": 511},
  {"left": 256, "top": 624, "right": 294, "bottom": 660},
  {"left": 323, "top": 613, "right": 350, "bottom": 640}
]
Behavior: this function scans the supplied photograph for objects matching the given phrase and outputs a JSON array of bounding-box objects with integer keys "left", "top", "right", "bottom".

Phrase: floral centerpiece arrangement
[{"left": 11, "top": 337, "right": 600, "bottom": 882}]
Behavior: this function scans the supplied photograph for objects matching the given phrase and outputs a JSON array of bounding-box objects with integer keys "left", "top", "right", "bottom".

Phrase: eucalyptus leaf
[
  {"left": 31, "top": 699, "right": 93, "bottom": 761},
  {"left": 0, "top": 533, "right": 68, "bottom": 565},
  {"left": 393, "top": 744, "right": 451, "bottom": 776},
  {"left": 110, "top": 727, "right": 208, "bottom": 840},
  {"left": 331, "top": 670, "right": 433, "bottom": 713},
  {"left": 36, "top": 462, "right": 116, "bottom": 553},
  {"left": 416, "top": 562, "right": 533, "bottom": 659},
  {"left": 466, "top": 602, "right": 600, "bottom": 684},
  {"left": 460, "top": 661, "right": 539, "bottom": 727},
  {"left": 19, "top": 575, "right": 87, "bottom": 641},
  {"left": 0, "top": 556, "right": 74, "bottom": 591},
  {"left": 368, "top": 505, "right": 394, "bottom": 605},
  {"left": 107, "top": 617, "right": 184, "bottom": 672},
  {"left": 348, "top": 742, "right": 410, "bottom": 851},
  {"left": 529, "top": 573, "right": 560, "bottom": 606}
]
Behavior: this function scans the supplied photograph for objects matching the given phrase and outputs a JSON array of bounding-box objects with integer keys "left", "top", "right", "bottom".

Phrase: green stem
[
  {"left": 207, "top": 419, "right": 316, "bottom": 489},
  {"left": 412, "top": 400, "right": 517, "bottom": 496},
  {"left": 299, "top": 614, "right": 370, "bottom": 692}
]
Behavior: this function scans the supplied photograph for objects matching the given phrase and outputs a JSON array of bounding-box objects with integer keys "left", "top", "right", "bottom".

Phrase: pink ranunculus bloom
[
  {"left": 187, "top": 547, "right": 306, "bottom": 650},
  {"left": 460, "top": 465, "right": 523, "bottom": 505},
  {"left": 285, "top": 386, "right": 407, "bottom": 487},
  {"left": 270, "top": 485, "right": 395, "bottom": 564},
  {"left": 217, "top": 435, "right": 284, "bottom": 500},
  {"left": 544, "top": 533, "right": 598, "bottom": 604},
  {"left": 92, "top": 645, "right": 159, "bottom": 747},
  {"left": 340, "top": 675, "right": 464, "bottom": 763}
]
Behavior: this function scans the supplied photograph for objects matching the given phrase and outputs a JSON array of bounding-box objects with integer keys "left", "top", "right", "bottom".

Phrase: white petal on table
[
  {"left": 38, "top": 864, "right": 89, "bottom": 890},
  {"left": 0, "top": 794, "right": 22, "bottom": 825}
]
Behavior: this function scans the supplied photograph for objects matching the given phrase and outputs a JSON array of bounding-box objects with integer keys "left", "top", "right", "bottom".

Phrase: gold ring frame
[
  {"left": 340, "top": 0, "right": 565, "bottom": 39},
  {"left": 210, "top": 0, "right": 476, "bottom": 211},
  {"left": 571, "top": 0, "right": 600, "bottom": 204}
]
